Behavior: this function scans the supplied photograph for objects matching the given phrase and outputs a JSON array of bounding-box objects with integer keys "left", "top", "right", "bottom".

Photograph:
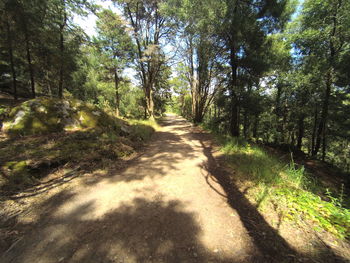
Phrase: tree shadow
[
  {"left": 191, "top": 131, "right": 349, "bottom": 263},
  {"left": 0, "top": 117, "right": 198, "bottom": 199},
  {"left": 1, "top": 191, "right": 250, "bottom": 263}
]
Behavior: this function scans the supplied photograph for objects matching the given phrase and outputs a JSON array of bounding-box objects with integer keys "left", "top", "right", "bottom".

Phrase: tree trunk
[
  {"left": 58, "top": 29, "right": 64, "bottom": 98},
  {"left": 280, "top": 103, "right": 288, "bottom": 144},
  {"left": 275, "top": 84, "right": 282, "bottom": 144},
  {"left": 23, "top": 22, "right": 35, "bottom": 98},
  {"left": 193, "top": 96, "right": 204, "bottom": 123},
  {"left": 145, "top": 83, "right": 155, "bottom": 119},
  {"left": 180, "top": 94, "right": 185, "bottom": 116},
  {"left": 313, "top": 72, "right": 331, "bottom": 156},
  {"left": 5, "top": 15, "right": 17, "bottom": 100},
  {"left": 58, "top": 0, "right": 67, "bottom": 99},
  {"left": 229, "top": 47, "right": 239, "bottom": 137},
  {"left": 311, "top": 105, "right": 318, "bottom": 155},
  {"left": 230, "top": 97, "right": 239, "bottom": 137},
  {"left": 114, "top": 70, "right": 120, "bottom": 116},
  {"left": 322, "top": 125, "right": 327, "bottom": 161},
  {"left": 243, "top": 110, "right": 249, "bottom": 138},
  {"left": 253, "top": 114, "right": 259, "bottom": 139},
  {"left": 297, "top": 115, "right": 305, "bottom": 150},
  {"left": 314, "top": 0, "right": 340, "bottom": 157}
]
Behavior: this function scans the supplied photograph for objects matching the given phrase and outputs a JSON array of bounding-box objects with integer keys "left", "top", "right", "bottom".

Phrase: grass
[
  {"left": 0, "top": 118, "right": 156, "bottom": 192},
  {"left": 127, "top": 118, "right": 160, "bottom": 141},
  {"left": 0, "top": 97, "right": 159, "bottom": 192},
  {"left": 203, "top": 125, "right": 350, "bottom": 240}
]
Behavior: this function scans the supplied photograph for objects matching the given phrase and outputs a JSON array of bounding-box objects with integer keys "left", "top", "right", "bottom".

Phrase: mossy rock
[{"left": 2, "top": 97, "right": 124, "bottom": 136}]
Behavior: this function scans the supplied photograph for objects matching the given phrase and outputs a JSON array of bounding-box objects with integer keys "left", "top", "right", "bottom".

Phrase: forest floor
[{"left": 1, "top": 115, "right": 349, "bottom": 263}]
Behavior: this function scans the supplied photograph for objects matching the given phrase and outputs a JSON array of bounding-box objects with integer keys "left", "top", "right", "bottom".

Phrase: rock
[
  {"left": 13, "top": 110, "right": 26, "bottom": 125},
  {"left": 120, "top": 125, "right": 131, "bottom": 135},
  {"left": 92, "top": 111, "right": 101, "bottom": 116},
  {"left": 2, "top": 98, "right": 123, "bottom": 136}
]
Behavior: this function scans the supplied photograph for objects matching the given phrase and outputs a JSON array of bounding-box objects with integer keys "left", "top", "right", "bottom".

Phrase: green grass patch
[
  {"left": 128, "top": 119, "right": 158, "bottom": 141},
  {"left": 0, "top": 99, "right": 156, "bottom": 192},
  {"left": 203, "top": 125, "right": 350, "bottom": 240},
  {"left": 0, "top": 130, "right": 135, "bottom": 190}
]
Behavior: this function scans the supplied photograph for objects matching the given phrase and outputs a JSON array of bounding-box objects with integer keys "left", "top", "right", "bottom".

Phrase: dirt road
[{"left": 2, "top": 115, "right": 300, "bottom": 263}]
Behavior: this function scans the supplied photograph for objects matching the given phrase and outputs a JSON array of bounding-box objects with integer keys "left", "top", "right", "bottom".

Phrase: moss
[
  {"left": 2, "top": 161, "right": 34, "bottom": 186},
  {"left": 2, "top": 98, "right": 124, "bottom": 136},
  {"left": 77, "top": 109, "right": 99, "bottom": 128},
  {"left": 0, "top": 98, "right": 156, "bottom": 190},
  {"left": 130, "top": 124, "right": 155, "bottom": 141}
]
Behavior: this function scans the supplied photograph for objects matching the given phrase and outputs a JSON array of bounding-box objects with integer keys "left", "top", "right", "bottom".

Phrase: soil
[{"left": 1, "top": 115, "right": 349, "bottom": 263}]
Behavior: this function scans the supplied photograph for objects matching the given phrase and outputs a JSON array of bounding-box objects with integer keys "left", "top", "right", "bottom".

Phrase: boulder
[{"left": 2, "top": 97, "right": 125, "bottom": 136}]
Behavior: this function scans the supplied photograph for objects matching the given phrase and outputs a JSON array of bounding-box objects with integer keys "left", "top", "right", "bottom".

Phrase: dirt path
[{"left": 2, "top": 116, "right": 302, "bottom": 263}]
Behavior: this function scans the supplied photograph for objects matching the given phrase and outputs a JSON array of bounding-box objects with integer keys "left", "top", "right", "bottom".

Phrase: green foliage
[
  {"left": 275, "top": 188, "right": 350, "bottom": 239},
  {"left": 0, "top": 105, "right": 156, "bottom": 191},
  {"left": 128, "top": 119, "right": 158, "bottom": 141},
  {"left": 2, "top": 160, "right": 33, "bottom": 186},
  {"left": 205, "top": 124, "right": 350, "bottom": 240}
]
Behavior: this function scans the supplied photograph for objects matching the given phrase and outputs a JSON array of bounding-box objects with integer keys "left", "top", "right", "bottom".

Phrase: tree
[
  {"left": 166, "top": 0, "right": 224, "bottom": 123},
  {"left": 1, "top": 0, "right": 18, "bottom": 100},
  {"left": 95, "top": 9, "right": 133, "bottom": 116},
  {"left": 117, "top": 0, "right": 174, "bottom": 119},
  {"left": 217, "top": 0, "right": 292, "bottom": 137},
  {"left": 293, "top": 0, "right": 350, "bottom": 157}
]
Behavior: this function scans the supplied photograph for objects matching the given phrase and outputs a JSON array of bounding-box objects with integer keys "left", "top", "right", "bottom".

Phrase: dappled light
[
  {"left": 1, "top": 0, "right": 349, "bottom": 261},
  {"left": 2, "top": 116, "right": 349, "bottom": 262}
]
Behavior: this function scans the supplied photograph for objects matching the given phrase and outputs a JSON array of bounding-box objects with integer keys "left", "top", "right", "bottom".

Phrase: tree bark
[
  {"left": 145, "top": 82, "right": 155, "bottom": 119},
  {"left": 275, "top": 84, "right": 282, "bottom": 144},
  {"left": 322, "top": 126, "right": 327, "bottom": 161},
  {"left": 58, "top": 0, "right": 67, "bottom": 99},
  {"left": 311, "top": 105, "right": 318, "bottom": 155},
  {"left": 23, "top": 24, "right": 35, "bottom": 98},
  {"left": 243, "top": 110, "right": 249, "bottom": 138},
  {"left": 5, "top": 14, "right": 17, "bottom": 100},
  {"left": 313, "top": 72, "right": 331, "bottom": 156},
  {"left": 229, "top": 46, "right": 239, "bottom": 137},
  {"left": 253, "top": 114, "right": 259, "bottom": 139},
  {"left": 297, "top": 115, "right": 305, "bottom": 150},
  {"left": 114, "top": 70, "right": 120, "bottom": 116},
  {"left": 313, "top": 0, "right": 341, "bottom": 157}
]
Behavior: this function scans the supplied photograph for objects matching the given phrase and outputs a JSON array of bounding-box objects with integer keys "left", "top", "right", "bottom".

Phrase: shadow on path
[
  {"left": 2, "top": 189, "right": 249, "bottom": 263},
  {"left": 192, "top": 131, "right": 348, "bottom": 263}
]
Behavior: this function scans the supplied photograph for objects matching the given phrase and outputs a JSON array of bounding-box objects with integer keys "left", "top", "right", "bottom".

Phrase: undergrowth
[
  {"left": 1, "top": 118, "right": 156, "bottom": 192},
  {"left": 127, "top": 118, "right": 159, "bottom": 141},
  {"left": 203, "top": 124, "right": 350, "bottom": 240}
]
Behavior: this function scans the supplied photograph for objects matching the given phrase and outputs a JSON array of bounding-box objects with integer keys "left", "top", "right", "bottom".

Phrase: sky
[
  {"left": 75, "top": 0, "right": 305, "bottom": 37},
  {"left": 73, "top": 0, "right": 117, "bottom": 37},
  {"left": 73, "top": 1, "right": 139, "bottom": 84}
]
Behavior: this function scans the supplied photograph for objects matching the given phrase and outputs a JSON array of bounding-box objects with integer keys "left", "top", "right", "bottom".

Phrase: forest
[
  {"left": 0, "top": 0, "right": 350, "bottom": 262},
  {"left": 1, "top": 0, "right": 349, "bottom": 171}
]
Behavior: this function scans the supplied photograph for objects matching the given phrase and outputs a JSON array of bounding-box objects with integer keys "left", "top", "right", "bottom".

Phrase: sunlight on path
[{"left": 3, "top": 116, "right": 260, "bottom": 263}]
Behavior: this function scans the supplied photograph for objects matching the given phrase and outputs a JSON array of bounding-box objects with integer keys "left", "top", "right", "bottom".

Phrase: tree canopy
[{"left": 0, "top": 0, "right": 349, "bottom": 171}]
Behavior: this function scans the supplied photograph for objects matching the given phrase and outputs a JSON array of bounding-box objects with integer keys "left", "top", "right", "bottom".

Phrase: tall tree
[
  {"left": 166, "top": 0, "right": 224, "bottom": 123},
  {"left": 117, "top": 0, "right": 173, "bottom": 119},
  {"left": 1, "top": 0, "right": 18, "bottom": 100},
  {"left": 217, "top": 0, "right": 291, "bottom": 137},
  {"left": 95, "top": 9, "right": 133, "bottom": 116},
  {"left": 293, "top": 0, "right": 350, "bottom": 157}
]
